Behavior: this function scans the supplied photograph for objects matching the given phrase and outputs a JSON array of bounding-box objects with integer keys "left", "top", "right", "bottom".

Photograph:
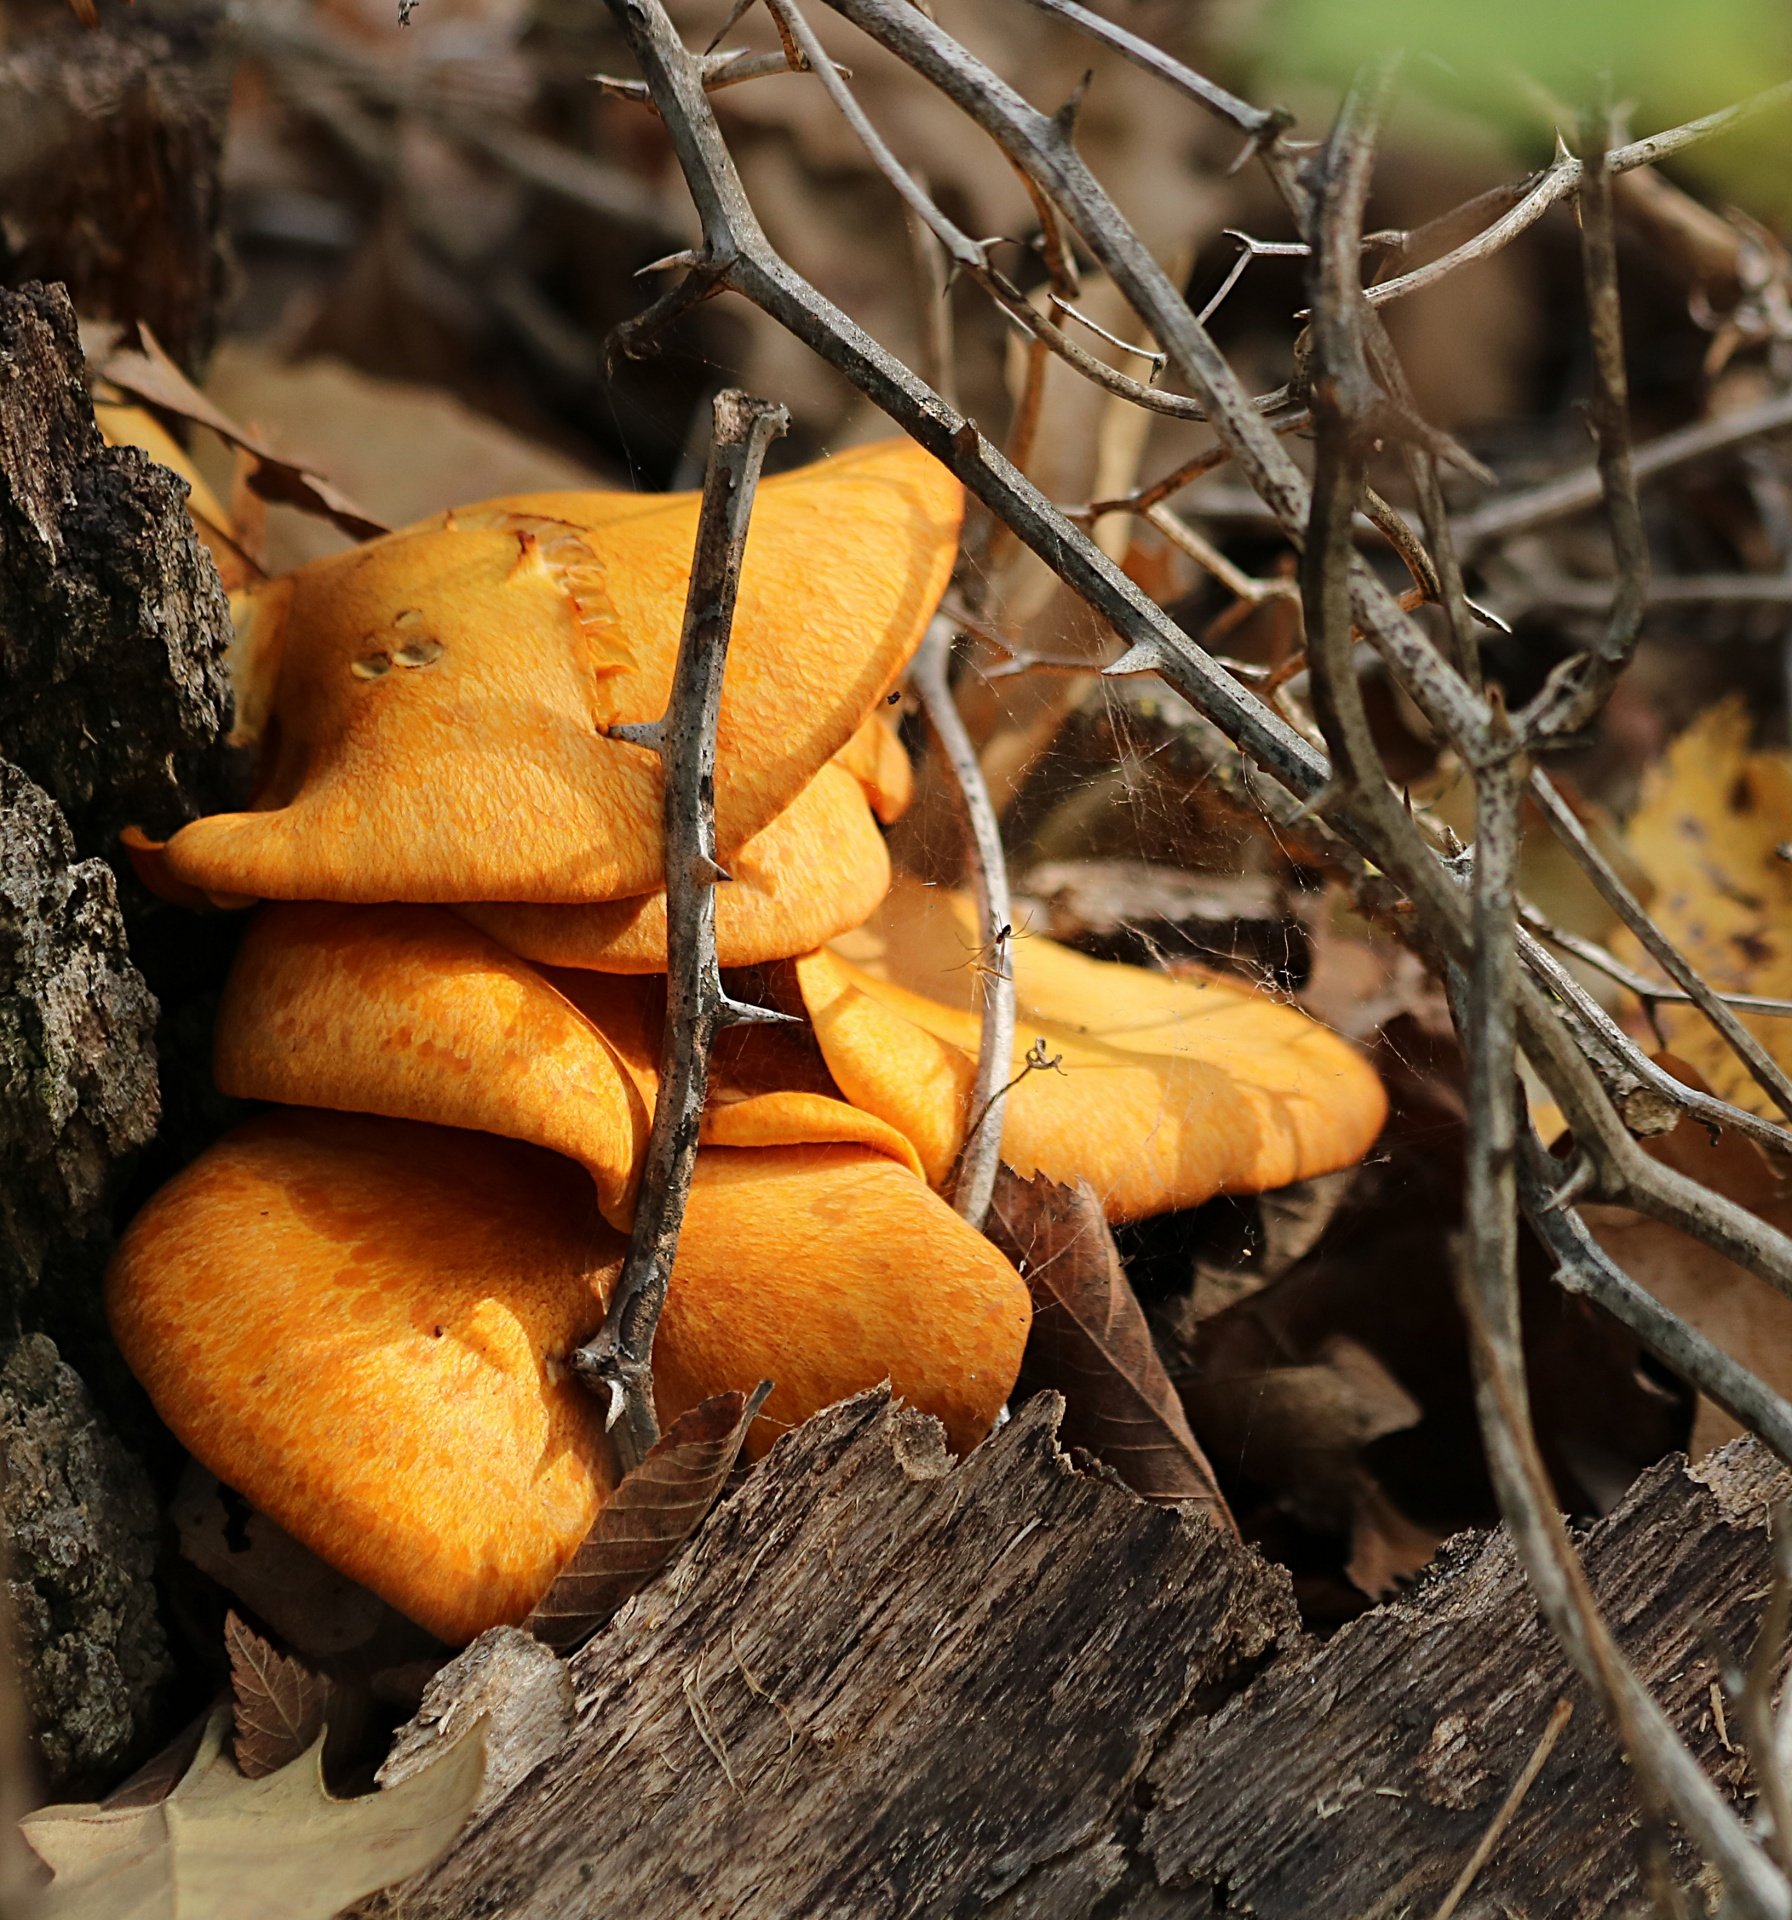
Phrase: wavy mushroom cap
[
  {"left": 154, "top": 439, "right": 960, "bottom": 905},
  {"left": 106, "top": 1111, "right": 1029, "bottom": 1639},
  {"left": 213, "top": 901, "right": 925, "bottom": 1214},
  {"left": 461, "top": 759, "right": 893, "bottom": 973},
  {"left": 796, "top": 880, "right": 1388, "bottom": 1221},
  {"left": 213, "top": 901, "right": 651, "bottom": 1224}
]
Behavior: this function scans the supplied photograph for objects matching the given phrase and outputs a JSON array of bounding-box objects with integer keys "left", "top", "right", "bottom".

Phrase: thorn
[
  {"left": 1053, "top": 70, "right": 1093, "bottom": 141},
  {"left": 636, "top": 249, "right": 705, "bottom": 278},
  {"left": 1543, "top": 1155, "right": 1596, "bottom": 1213},
  {"left": 718, "top": 996, "right": 802, "bottom": 1030},
  {"left": 602, "top": 1375, "right": 626, "bottom": 1431},
  {"left": 703, "top": 0, "right": 756, "bottom": 55},
  {"left": 696, "top": 852, "right": 734, "bottom": 885},
  {"left": 608, "top": 718, "right": 666, "bottom": 752},
  {"left": 1102, "top": 641, "right": 1162, "bottom": 677},
  {"left": 1464, "top": 594, "right": 1513, "bottom": 636}
]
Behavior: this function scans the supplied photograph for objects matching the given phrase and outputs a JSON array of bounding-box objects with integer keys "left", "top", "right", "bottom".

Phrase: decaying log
[
  {"left": 374, "top": 1391, "right": 1786, "bottom": 1920},
  {"left": 0, "top": 1335, "right": 167, "bottom": 1791}
]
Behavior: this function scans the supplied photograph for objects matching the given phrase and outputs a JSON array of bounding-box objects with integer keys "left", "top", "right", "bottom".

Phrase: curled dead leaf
[
  {"left": 524, "top": 1383, "right": 771, "bottom": 1653},
  {"left": 986, "top": 1168, "right": 1233, "bottom": 1528},
  {"left": 93, "top": 323, "right": 389, "bottom": 543}
]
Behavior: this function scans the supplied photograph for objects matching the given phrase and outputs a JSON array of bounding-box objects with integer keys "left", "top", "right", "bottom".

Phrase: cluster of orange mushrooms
[{"left": 103, "top": 436, "right": 1387, "bottom": 1645}]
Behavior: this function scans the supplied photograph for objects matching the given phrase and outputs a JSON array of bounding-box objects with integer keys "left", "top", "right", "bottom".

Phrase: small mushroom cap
[
  {"left": 795, "top": 879, "right": 1388, "bottom": 1220},
  {"left": 156, "top": 440, "right": 960, "bottom": 905},
  {"left": 213, "top": 902, "right": 650, "bottom": 1224},
  {"left": 834, "top": 705, "right": 914, "bottom": 823},
  {"left": 461, "top": 758, "right": 892, "bottom": 973},
  {"left": 107, "top": 1111, "right": 1029, "bottom": 1639},
  {"left": 548, "top": 965, "right": 927, "bottom": 1178}
]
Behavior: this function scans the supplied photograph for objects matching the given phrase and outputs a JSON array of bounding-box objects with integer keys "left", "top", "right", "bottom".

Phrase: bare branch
[
  {"left": 571, "top": 388, "right": 790, "bottom": 1474},
  {"left": 909, "top": 619, "right": 1017, "bottom": 1230}
]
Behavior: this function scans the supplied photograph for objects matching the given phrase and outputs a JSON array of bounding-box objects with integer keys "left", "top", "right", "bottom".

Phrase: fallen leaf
[
  {"left": 523, "top": 1383, "right": 771, "bottom": 1653},
  {"left": 1617, "top": 698, "right": 1792, "bottom": 1116},
  {"left": 18, "top": 1703, "right": 483, "bottom": 1920},
  {"left": 1583, "top": 1056, "right": 1792, "bottom": 1458},
  {"left": 987, "top": 1168, "right": 1234, "bottom": 1529},
  {"left": 93, "top": 323, "right": 390, "bottom": 543},
  {"left": 225, "top": 1613, "right": 333, "bottom": 1781}
]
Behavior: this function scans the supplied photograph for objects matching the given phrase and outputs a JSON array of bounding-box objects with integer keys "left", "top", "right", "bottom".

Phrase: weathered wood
[
  {"left": 1141, "top": 1439, "right": 1784, "bottom": 1917},
  {"left": 375, "top": 1394, "right": 1789, "bottom": 1919},
  {"left": 368, "top": 1393, "right": 1298, "bottom": 1919}
]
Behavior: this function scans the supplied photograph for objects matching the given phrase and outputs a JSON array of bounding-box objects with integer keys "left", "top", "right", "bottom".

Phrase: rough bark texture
[
  {"left": 0, "top": 5, "right": 229, "bottom": 374},
  {"left": 0, "top": 275, "right": 231, "bottom": 1790},
  {"left": 0, "top": 1334, "right": 168, "bottom": 1792},
  {"left": 372, "top": 1392, "right": 1790, "bottom": 1920},
  {"left": 0, "top": 761, "right": 159, "bottom": 1335},
  {"left": 0, "top": 280, "right": 232, "bottom": 855}
]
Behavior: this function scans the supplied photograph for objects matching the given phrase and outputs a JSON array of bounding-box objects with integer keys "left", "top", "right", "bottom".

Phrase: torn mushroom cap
[
  {"left": 795, "top": 878, "right": 1389, "bottom": 1222},
  {"left": 213, "top": 901, "right": 923, "bottom": 1223},
  {"left": 154, "top": 439, "right": 961, "bottom": 905},
  {"left": 461, "top": 758, "right": 892, "bottom": 974},
  {"left": 105, "top": 1110, "right": 1030, "bottom": 1641}
]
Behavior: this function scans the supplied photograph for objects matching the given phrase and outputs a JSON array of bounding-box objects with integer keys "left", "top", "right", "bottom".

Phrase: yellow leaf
[
  {"left": 1617, "top": 699, "right": 1792, "bottom": 1114},
  {"left": 19, "top": 1705, "right": 483, "bottom": 1920}
]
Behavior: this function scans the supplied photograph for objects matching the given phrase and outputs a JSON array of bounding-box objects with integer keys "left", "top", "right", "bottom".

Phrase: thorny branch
[
  {"left": 571, "top": 387, "right": 789, "bottom": 1475},
  {"left": 594, "top": 0, "right": 1792, "bottom": 1902}
]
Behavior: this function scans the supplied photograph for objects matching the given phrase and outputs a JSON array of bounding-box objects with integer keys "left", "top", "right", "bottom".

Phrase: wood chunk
[
  {"left": 368, "top": 1401, "right": 1792, "bottom": 1919},
  {"left": 366, "top": 1392, "right": 1298, "bottom": 1919},
  {"left": 1141, "top": 1439, "right": 1784, "bottom": 1916}
]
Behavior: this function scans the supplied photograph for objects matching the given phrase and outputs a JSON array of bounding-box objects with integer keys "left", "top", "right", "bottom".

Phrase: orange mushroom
[
  {"left": 460, "top": 757, "right": 893, "bottom": 973},
  {"left": 106, "top": 1109, "right": 1030, "bottom": 1641},
  {"left": 150, "top": 440, "right": 960, "bottom": 906},
  {"left": 795, "top": 878, "right": 1388, "bottom": 1220},
  {"left": 212, "top": 898, "right": 925, "bottom": 1203}
]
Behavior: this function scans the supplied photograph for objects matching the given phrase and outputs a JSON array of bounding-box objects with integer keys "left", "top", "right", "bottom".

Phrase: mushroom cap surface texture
[
  {"left": 460, "top": 757, "right": 893, "bottom": 973},
  {"left": 154, "top": 439, "right": 960, "bottom": 905},
  {"left": 796, "top": 879, "right": 1389, "bottom": 1221},
  {"left": 106, "top": 1111, "right": 1029, "bottom": 1640},
  {"left": 213, "top": 902, "right": 925, "bottom": 1215}
]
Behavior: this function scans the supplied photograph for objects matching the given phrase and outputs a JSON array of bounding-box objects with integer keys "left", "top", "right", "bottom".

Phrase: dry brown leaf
[
  {"left": 524, "top": 1383, "right": 770, "bottom": 1653},
  {"left": 987, "top": 1168, "right": 1234, "bottom": 1529},
  {"left": 1617, "top": 699, "right": 1792, "bottom": 1116},
  {"left": 19, "top": 1703, "right": 483, "bottom": 1920},
  {"left": 225, "top": 1613, "right": 333, "bottom": 1782},
  {"left": 93, "top": 323, "right": 390, "bottom": 542},
  {"left": 1583, "top": 1056, "right": 1792, "bottom": 1457}
]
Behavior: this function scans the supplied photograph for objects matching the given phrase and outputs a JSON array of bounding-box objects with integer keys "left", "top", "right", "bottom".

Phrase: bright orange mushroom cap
[
  {"left": 796, "top": 879, "right": 1388, "bottom": 1221},
  {"left": 153, "top": 440, "right": 960, "bottom": 905},
  {"left": 212, "top": 901, "right": 651, "bottom": 1225},
  {"left": 106, "top": 1110, "right": 1029, "bottom": 1640},
  {"left": 460, "top": 758, "right": 893, "bottom": 973}
]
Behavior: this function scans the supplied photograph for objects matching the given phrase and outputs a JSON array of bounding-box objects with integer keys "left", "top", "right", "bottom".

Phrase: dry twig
[
  {"left": 908, "top": 619, "right": 1017, "bottom": 1229},
  {"left": 571, "top": 388, "right": 789, "bottom": 1474}
]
